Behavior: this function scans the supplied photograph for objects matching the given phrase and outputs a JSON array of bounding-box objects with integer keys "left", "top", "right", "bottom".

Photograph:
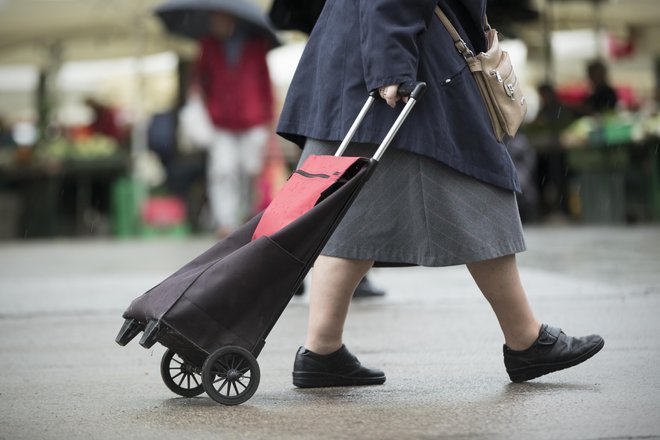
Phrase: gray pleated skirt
[{"left": 300, "top": 139, "right": 526, "bottom": 267}]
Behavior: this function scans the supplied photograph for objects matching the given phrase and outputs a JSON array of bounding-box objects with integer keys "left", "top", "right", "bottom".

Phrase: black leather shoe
[
  {"left": 292, "top": 345, "right": 386, "bottom": 388},
  {"left": 353, "top": 277, "right": 385, "bottom": 298},
  {"left": 503, "top": 324, "right": 604, "bottom": 383},
  {"left": 293, "top": 277, "right": 385, "bottom": 298}
]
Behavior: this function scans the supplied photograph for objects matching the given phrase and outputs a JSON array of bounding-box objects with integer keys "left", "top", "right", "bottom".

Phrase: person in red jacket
[{"left": 192, "top": 11, "right": 274, "bottom": 237}]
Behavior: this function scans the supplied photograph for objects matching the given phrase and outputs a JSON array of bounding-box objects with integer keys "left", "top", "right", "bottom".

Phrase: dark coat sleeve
[{"left": 358, "top": 0, "right": 438, "bottom": 91}]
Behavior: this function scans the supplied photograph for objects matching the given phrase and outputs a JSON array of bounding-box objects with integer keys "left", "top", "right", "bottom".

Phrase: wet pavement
[{"left": 1, "top": 226, "right": 659, "bottom": 439}]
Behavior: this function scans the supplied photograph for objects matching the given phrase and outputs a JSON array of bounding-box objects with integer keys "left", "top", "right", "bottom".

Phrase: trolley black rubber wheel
[
  {"left": 160, "top": 349, "right": 204, "bottom": 397},
  {"left": 201, "top": 346, "right": 260, "bottom": 405}
]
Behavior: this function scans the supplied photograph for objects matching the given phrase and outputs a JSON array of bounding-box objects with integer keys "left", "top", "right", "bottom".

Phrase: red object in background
[
  {"left": 555, "top": 84, "right": 639, "bottom": 111},
  {"left": 608, "top": 33, "right": 635, "bottom": 59},
  {"left": 142, "top": 196, "right": 187, "bottom": 226},
  {"left": 614, "top": 86, "right": 639, "bottom": 110},
  {"left": 252, "top": 155, "right": 364, "bottom": 241},
  {"left": 69, "top": 125, "right": 94, "bottom": 141},
  {"left": 556, "top": 84, "right": 590, "bottom": 107}
]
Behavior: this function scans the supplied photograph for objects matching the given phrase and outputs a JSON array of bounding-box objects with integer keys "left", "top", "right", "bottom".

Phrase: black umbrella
[{"left": 155, "top": 0, "right": 281, "bottom": 47}]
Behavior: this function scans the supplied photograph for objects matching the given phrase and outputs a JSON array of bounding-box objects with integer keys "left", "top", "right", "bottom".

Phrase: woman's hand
[{"left": 378, "top": 84, "right": 409, "bottom": 108}]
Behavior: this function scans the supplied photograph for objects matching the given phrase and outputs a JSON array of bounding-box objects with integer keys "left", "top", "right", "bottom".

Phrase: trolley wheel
[
  {"left": 160, "top": 349, "right": 204, "bottom": 397},
  {"left": 201, "top": 346, "right": 260, "bottom": 406}
]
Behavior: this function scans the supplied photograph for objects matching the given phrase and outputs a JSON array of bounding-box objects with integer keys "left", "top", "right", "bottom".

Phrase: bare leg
[
  {"left": 466, "top": 254, "right": 541, "bottom": 350},
  {"left": 304, "top": 255, "right": 374, "bottom": 354}
]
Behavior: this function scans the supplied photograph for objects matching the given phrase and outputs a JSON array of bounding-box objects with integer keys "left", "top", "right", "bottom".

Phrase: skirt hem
[{"left": 320, "top": 238, "right": 527, "bottom": 268}]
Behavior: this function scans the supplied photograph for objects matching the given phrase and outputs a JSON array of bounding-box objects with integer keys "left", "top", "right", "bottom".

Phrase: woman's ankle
[
  {"left": 303, "top": 339, "right": 343, "bottom": 355},
  {"left": 504, "top": 321, "right": 542, "bottom": 351}
]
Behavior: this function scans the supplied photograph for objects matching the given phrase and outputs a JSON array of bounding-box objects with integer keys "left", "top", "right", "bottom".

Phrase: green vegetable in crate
[
  {"left": 42, "top": 137, "right": 72, "bottom": 159},
  {"left": 73, "top": 135, "right": 118, "bottom": 158}
]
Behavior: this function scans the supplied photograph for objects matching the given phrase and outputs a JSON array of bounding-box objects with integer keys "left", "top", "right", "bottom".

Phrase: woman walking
[{"left": 276, "top": 0, "right": 603, "bottom": 387}]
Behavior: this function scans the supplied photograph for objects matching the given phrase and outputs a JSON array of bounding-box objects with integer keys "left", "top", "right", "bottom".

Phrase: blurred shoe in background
[{"left": 294, "top": 276, "right": 386, "bottom": 299}]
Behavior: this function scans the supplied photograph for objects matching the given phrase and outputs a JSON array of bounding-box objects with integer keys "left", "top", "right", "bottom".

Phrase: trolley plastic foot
[
  {"left": 115, "top": 318, "right": 143, "bottom": 346},
  {"left": 139, "top": 320, "right": 161, "bottom": 349}
]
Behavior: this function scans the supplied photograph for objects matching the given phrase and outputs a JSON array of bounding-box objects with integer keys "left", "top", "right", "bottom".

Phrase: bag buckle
[
  {"left": 455, "top": 41, "right": 474, "bottom": 58},
  {"left": 506, "top": 83, "right": 516, "bottom": 99}
]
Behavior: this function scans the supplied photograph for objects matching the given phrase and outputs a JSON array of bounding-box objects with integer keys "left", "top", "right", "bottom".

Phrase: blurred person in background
[
  {"left": 147, "top": 106, "right": 207, "bottom": 232},
  {"left": 535, "top": 83, "right": 575, "bottom": 128},
  {"left": 529, "top": 83, "right": 575, "bottom": 221},
  {"left": 581, "top": 60, "right": 618, "bottom": 115},
  {"left": 85, "top": 97, "right": 124, "bottom": 143},
  {"left": 191, "top": 11, "right": 274, "bottom": 238},
  {"left": 0, "top": 116, "right": 16, "bottom": 147}
]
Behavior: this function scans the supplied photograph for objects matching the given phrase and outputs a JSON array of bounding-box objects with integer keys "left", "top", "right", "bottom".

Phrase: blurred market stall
[
  {"left": 0, "top": 0, "right": 284, "bottom": 239},
  {"left": 0, "top": 0, "right": 659, "bottom": 240},
  {"left": 512, "top": 0, "right": 660, "bottom": 224}
]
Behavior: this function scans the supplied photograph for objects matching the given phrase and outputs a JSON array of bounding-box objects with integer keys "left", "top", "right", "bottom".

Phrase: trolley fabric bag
[{"left": 115, "top": 82, "right": 427, "bottom": 406}]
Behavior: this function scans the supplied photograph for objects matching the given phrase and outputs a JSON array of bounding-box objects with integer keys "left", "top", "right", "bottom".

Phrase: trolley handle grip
[
  {"left": 369, "top": 81, "right": 427, "bottom": 101},
  {"left": 396, "top": 81, "right": 427, "bottom": 100}
]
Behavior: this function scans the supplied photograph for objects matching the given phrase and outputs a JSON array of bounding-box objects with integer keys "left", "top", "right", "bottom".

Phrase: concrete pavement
[{"left": 1, "top": 226, "right": 659, "bottom": 439}]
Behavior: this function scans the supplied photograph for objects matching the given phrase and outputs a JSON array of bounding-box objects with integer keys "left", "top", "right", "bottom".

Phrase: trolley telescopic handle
[{"left": 334, "top": 81, "right": 427, "bottom": 160}]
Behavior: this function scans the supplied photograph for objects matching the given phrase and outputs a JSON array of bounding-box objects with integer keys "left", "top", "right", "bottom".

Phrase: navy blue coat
[{"left": 277, "top": 0, "right": 521, "bottom": 192}]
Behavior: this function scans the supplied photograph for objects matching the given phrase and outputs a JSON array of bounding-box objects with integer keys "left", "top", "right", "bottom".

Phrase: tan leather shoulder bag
[{"left": 435, "top": 6, "right": 527, "bottom": 141}]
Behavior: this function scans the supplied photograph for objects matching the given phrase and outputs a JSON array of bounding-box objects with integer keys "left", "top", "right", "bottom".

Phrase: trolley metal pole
[
  {"left": 334, "top": 82, "right": 427, "bottom": 161},
  {"left": 334, "top": 95, "right": 377, "bottom": 157}
]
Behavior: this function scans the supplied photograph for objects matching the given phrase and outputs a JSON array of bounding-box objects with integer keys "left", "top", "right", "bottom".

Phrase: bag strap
[
  {"left": 434, "top": 6, "right": 474, "bottom": 59},
  {"left": 484, "top": 14, "right": 492, "bottom": 32},
  {"left": 435, "top": 5, "right": 493, "bottom": 57}
]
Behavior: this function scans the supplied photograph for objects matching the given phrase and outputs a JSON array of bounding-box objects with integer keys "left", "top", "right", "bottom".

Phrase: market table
[
  {"left": 0, "top": 153, "right": 129, "bottom": 238},
  {"left": 564, "top": 138, "right": 660, "bottom": 223}
]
